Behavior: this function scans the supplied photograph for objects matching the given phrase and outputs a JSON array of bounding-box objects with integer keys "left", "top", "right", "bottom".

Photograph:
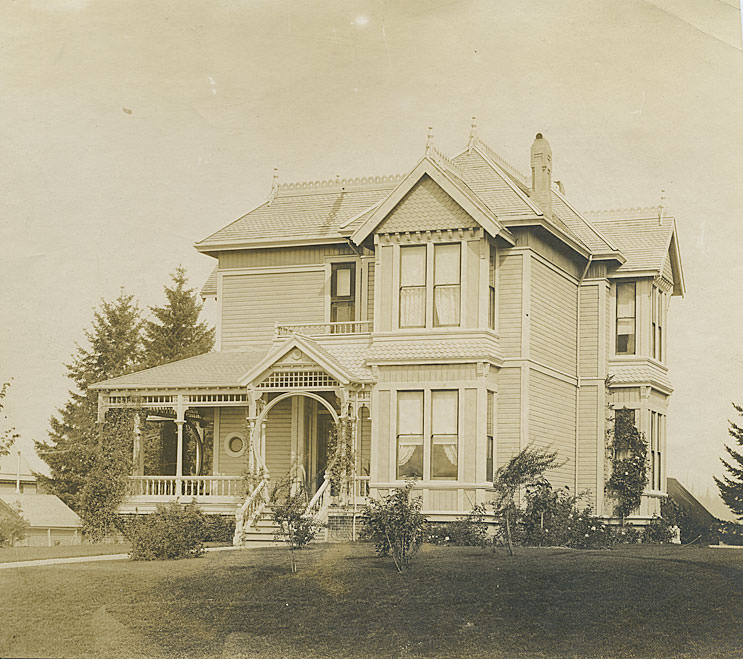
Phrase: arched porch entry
[{"left": 253, "top": 391, "right": 340, "bottom": 496}]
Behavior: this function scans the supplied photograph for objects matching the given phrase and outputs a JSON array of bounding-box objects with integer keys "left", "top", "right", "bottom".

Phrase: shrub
[
  {"left": 200, "top": 514, "right": 236, "bottom": 543},
  {"left": 565, "top": 507, "right": 617, "bottom": 549},
  {"left": 641, "top": 515, "right": 674, "bottom": 544},
  {"left": 363, "top": 481, "right": 425, "bottom": 572},
  {"left": 514, "top": 480, "right": 576, "bottom": 547},
  {"left": 270, "top": 479, "right": 320, "bottom": 573},
  {"left": 426, "top": 505, "right": 490, "bottom": 547},
  {"left": 0, "top": 504, "right": 29, "bottom": 547},
  {"left": 126, "top": 503, "right": 205, "bottom": 560}
]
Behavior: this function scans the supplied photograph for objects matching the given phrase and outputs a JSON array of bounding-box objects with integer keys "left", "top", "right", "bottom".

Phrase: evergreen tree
[
  {"left": 714, "top": 402, "right": 743, "bottom": 520},
  {"left": 36, "top": 291, "right": 144, "bottom": 512},
  {"left": 143, "top": 266, "right": 214, "bottom": 367},
  {"left": 0, "top": 380, "right": 19, "bottom": 458}
]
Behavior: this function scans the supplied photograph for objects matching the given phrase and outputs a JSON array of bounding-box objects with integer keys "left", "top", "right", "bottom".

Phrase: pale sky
[{"left": 1, "top": 0, "right": 742, "bottom": 515}]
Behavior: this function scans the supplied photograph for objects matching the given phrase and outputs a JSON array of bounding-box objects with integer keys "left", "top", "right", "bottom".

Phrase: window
[
  {"left": 488, "top": 243, "right": 496, "bottom": 330},
  {"left": 616, "top": 282, "right": 636, "bottom": 355},
  {"left": 431, "top": 390, "right": 458, "bottom": 479},
  {"left": 433, "top": 244, "right": 461, "bottom": 327},
  {"left": 658, "top": 290, "right": 664, "bottom": 362},
  {"left": 397, "top": 391, "right": 424, "bottom": 478},
  {"left": 486, "top": 391, "right": 495, "bottom": 482},
  {"left": 650, "top": 412, "right": 665, "bottom": 491},
  {"left": 331, "top": 263, "right": 356, "bottom": 323},
  {"left": 651, "top": 287, "right": 657, "bottom": 359},
  {"left": 399, "top": 246, "right": 426, "bottom": 328},
  {"left": 224, "top": 433, "right": 246, "bottom": 458}
]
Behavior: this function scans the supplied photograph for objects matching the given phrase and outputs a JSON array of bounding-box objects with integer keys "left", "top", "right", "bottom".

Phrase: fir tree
[
  {"left": 36, "top": 291, "right": 144, "bottom": 512},
  {"left": 714, "top": 402, "right": 743, "bottom": 520},
  {"left": 143, "top": 266, "right": 214, "bottom": 367}
]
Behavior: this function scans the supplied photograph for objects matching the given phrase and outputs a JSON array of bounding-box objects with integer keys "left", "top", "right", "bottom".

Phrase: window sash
[
  {"left": 433, "top": 285, "right": 460, "bottom": 327},
  {"left": 331, "top": 263, "right": 356, "bottom": 323},
  {"left": 400, "top": 286, "right": 426, "bottom": 328},
  {"left": 397, "top": 390, "right": 424, "bottom": 479},
  {"left": 433, "top": 244, "right": 460, "bottom": 327},
  {"left": 616, "top": 282, "right": 636, "bottom": 355},
  {"left": 431, "top": 390, "right": 458, "bottom": 479}
]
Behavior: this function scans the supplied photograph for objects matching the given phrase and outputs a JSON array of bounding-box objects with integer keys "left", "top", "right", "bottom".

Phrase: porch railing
[
  {"left": 353, "top": 476, "right": 371, "bottom": 499},
  {"left": 305, "top": 476, "right": 331, "bottom": 524},
  {"left": 275, "top": 320, "right": 372, "bottom": 338},
  {"left": 128, "top": 475, "right": 243, "bottom": 498}
]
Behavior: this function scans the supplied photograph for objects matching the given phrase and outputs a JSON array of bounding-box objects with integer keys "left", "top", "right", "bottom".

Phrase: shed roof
[{"left": 0, "top": 494, "right": 82, "bottom": 529}]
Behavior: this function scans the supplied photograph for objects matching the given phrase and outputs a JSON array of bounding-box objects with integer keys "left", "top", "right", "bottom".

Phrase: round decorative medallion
[{"left": 291, "top": 348, "right": 302, "bottom": 361}]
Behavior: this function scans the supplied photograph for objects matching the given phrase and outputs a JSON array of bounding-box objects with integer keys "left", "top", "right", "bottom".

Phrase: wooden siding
[
  {"left": 359, "top": 408, "right": 372, "bottom": 476},
  {"left": 377, "top": 244, "right": 394, "bottom": 332},
  {"left": 219, "top": 245, "right": 355, "bottom": 269},
  {"left": 375, "top": 390, "right": 391, "bottom": 481},
  {"left": 577, "top": 384, "right": 600, "bottom": 505},
  {"left": 613, "top": 387, "right": 640, "bottom": 406},
  {"left": 528, "top": 370, "right": 576, "bottom": 488},
  {"left": 378, "top": 363, "right": 478, "bottom": 383},
  {"left": 511, "top": 228, "right": 582, "bottom": 279},
  {"left": 579, "top": 285, "right": 599, "bottom": 378},
  {"left": 427, "top": 488, "right": 458, "bottom": 511},
  {"left": 377, "top": 176, "right": 478, "bottom": 234},
  {"left": 221, "top": 270, "right": 326, "bottom": 349},
  {"left": 217, "top": 407, "right": 247, "bottom": 477},
  {"left": 497, "top": 253, "right": 522, "bottom": 357},
  {"left": 465, "top": 239, "right": 480, "bottom": 328},
  {"left": 530, "top": 258, "right": 577, "bottom": 375},
  {"left": 367, "top": 261, "right": 375, "bottom": 325},
  {"left": 265, "top": 398, "right": 292, "bottom": 479},
  {"left": 460, "top": 388, "right": 478, "bottom": 482},
  {"left": 495, "top": 367, "right": 521, "bottom": 468}
]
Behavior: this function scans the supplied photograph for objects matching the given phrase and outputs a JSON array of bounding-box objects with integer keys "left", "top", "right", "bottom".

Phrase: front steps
[{"left": 237, "top": 507, "right": 281, "bottom": 544}]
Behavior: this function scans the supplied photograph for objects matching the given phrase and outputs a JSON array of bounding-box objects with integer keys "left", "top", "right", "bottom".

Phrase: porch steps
[{"left": 237, "top": 508, "right": 282, "bottom": 544}]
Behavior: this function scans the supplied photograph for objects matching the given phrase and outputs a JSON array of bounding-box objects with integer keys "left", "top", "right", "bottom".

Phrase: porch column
[
  {"left": 175, "top": 420, "right": 184, "bottom": 498},
  {"left": 133, "top": 412, "right": 144, "bottom": 476}
]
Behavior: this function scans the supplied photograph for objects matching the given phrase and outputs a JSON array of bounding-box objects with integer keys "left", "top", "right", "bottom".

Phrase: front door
[{"left": 303, "top": 401, "right": 331, "bottom": 495}]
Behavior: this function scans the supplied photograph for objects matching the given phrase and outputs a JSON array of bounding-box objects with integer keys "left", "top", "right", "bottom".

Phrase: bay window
[
  {"left": 399, "top": 246, "right": 426, "bottom": 328},
  {"left": 431, "top": 390, "right": 458, "bottom": 479},
  {"left": 433, "top": 243, "right": 461, "bottom": 327},
  {"left": 616, "top": 281, "right": 636, "bottom": 355},
  {"left": 397, "top": 391, "right": 424, "bottom": 479}
]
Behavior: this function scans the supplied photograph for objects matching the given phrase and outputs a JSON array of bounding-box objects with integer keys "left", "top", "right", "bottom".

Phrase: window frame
[
  {"left": 330, "top": 262, "right": 357, "bottom": 323},
  {"left": 488, "top": 242, "right": 496, "bottom": 331},
  {"left": 399, "top": 245, "right": 427, "bottom": 329},
  {"left": 396, "top": 390, "right": 424, "bottom": 479},
  {"left": 615, "top": 281, "right": 637, "bottom": 355},
  {"left": 432, "top": 243, "right": 461, "bottom": 328},
  {"left": 430, "top": 389, "right": 459, "bottom": 480}
]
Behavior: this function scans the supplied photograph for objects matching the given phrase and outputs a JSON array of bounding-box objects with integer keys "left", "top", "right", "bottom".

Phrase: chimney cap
[{"left": 535, "top": 132, "right": 544, "bottom": 140}]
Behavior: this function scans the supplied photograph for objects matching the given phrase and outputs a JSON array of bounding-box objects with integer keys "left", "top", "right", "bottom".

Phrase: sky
[{"left": 1, "top": 0, "right": 742, "bottom": 517}]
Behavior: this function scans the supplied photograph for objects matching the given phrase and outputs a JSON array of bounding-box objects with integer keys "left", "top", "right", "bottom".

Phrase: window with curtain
[
  {"left": 486, "top": 390, "right": 494, "bottom": 482},
  {"left": 651, "top": 287, "right": 658, "bottom": 359},
  {"left": 331, "top": 263, "right": 356, "bottom": 323},
  {"left": 616, "top": 281, "right": 636, "bottom": 355},
  {"left": 488, "top": 243, "right": 496, "bottom": 330},
  {"left": 650, "top": 411, "right": 658, "bottom": 489},
  {"left": 431, "top": 390, "right": 458, "bottom": 479},
  {"left": 397, "top": 391, "right": 423, "bottom": 479},
  {"left": 433, "top": 243, "right": 461, "bottom": 327},
  {"left": 399, "top": 246, "right": 426, "bottom": 328},
  {"left": 658, "top": 290, "right": 664, "bottom": 362}
]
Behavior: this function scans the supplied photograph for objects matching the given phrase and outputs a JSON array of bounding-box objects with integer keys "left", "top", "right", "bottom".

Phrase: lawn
[
  {"left": 1, "top": 543, "right": 742, "bottom": 658},
  {"left": 0, "top": 542, "right": 131, "bottom": 563}
]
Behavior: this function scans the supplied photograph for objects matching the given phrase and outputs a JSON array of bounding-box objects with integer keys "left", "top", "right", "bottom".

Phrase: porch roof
[{"left": 90, "top": 350, "right": 268, "bottom": 390}]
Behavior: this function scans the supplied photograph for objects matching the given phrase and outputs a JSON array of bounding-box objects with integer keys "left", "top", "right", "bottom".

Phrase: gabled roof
[
  {"left": 0, "top": 494, "right": 82, "bottom": 529},
  {"left": 586, "top": 208, "right": 685, "bottom": 295},
  {"left": 0, "top": 451, "right": 35, "bottom": 482},
  {"left": 350, "top": 155, "right": 513, "bottom": 246},
  {"left": 201, "top": 266, "right": 218, "bottom": 298},
  {"left": 90, "top": 350, "right": 268, "bottom": 390}
]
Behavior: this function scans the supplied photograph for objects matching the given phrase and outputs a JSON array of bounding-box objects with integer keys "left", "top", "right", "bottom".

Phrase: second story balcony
[{"left": 275, "top": 320, "right": 373, "bottom": 339}]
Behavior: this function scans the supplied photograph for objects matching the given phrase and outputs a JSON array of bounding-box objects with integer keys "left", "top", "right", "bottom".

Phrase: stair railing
[
  {"left": 305, "top": 475, "right": 331, "bottom": 525},
  {"left": 233, "top": 478, "right": 270, "bottom": 545}
]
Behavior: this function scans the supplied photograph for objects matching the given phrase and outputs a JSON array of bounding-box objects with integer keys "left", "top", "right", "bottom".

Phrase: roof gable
[{"left": 351, "top": 156, "right": 512, "bottom": 246}]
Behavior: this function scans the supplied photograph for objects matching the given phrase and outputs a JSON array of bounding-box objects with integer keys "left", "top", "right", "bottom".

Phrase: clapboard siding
[
  {"left": 577, "top": 384, "right": 600, "bottom": 504},
  {"left": 367, "top": 262, "right": 375, "bottom": 325},
  {"left": 375, "top": 390, "right": 391, "bottom": 481},
  {"left": 461, "top": 388, "right": 478, "bottom": 482},
  {"left": 265, "top": 398, "right": 292, "bottom": 479},
  {"left": 379, "top": 363, "right": 478, "bottom": 383},
  {"left": 495, "top": 367, "right": 521, "bottom": 468},
  {"left": 377, "top": 245, "right": 394, "bottom": 332},
  {"left": 465, "top": 239, "right": 480, "bottom": 328},
  {"left": 221, "top": 270, "right": 326, "bottom": 349},
  {"left": 427, "top": 488, "right": 458, "bottom": 511},
  {"left": 219, "top": 245, "right": 355, "bottom": 269},
  {"left": 579, "top": 285, "right": 599, "bottom": 377},
  {"left": 217, "top": 407, "right": 247, "bottom": 477},
  {"left": 497, "top": 254, "right": 522, "bottom": 357},
  {"left": 530, "top": 259, "right": 577, "bottom": 375},
  {"left": 529, "top": 370, "right": 576, "bottom": 488}
]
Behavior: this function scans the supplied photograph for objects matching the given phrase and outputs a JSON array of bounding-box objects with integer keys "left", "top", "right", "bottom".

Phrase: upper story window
[
  {"left": 616, "top": 281, "right": 636, "bottom": 355},
  {"left": 433, "top": 244, "right": 461, "bottom": 327},
  {"left": 399, "top": 246, "right": 427, "bottom": 328},
  {"left": 488, "top": 243, "right": 496, "bottom": 330},
  {"left": 652, "top": 286, "right": 665, "bottom": 362},
  {"left": 330, "top": 263, "right": 356, "bottom": 322}
]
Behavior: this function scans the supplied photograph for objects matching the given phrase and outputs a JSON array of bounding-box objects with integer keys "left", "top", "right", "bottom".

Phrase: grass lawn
[
  {"left": 1, "top": 543, "right": 742, "bottom": 658},
  {"left": 0, "top": 542, "right": 131, "bottom": 563}
]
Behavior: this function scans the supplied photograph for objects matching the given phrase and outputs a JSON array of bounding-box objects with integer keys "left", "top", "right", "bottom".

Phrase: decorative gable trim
[
  {"left": 239, "top": 335, "right": 355, "bottom": 387},
  {"left": 350, "top": 156, "right": 513, "bottom": 246},
  {"left": 667, "top": 225, "right": 685, "bottom": 296}
]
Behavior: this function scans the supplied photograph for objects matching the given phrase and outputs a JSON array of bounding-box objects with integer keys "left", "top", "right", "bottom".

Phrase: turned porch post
[
  {"left": 175, "top": 394, "right": 187, "bottom": 498},
  {"left": 132, "top": 412, "right": 144, "bottom": 476}
]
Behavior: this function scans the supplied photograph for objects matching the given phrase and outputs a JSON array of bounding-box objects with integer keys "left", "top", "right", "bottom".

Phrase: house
[
  {"left": 90, "top": 126, "right": 685, "bottom": 542},
  {"left": 0, "top": 451, "right": 83, "bottom": 545}
]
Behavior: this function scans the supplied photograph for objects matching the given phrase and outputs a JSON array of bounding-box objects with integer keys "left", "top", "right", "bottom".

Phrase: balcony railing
[
  {"left": 128, "top": 475, "right": 243, "bottom": 498},
  {"left": 275, "top": 320, "right": 373, "bottom": 338}
]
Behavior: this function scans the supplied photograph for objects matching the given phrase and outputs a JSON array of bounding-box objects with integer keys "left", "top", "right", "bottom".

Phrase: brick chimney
[{"left": 530, "top": 132, "right": 552, "bottom": 218}]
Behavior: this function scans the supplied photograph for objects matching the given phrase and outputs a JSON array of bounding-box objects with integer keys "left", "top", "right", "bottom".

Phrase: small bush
[
  {"left": 201, "top": 514, "right": 236, "bottom": 543},
  {"left": 0, "top": 504, "right": 29, "bottom": 547},
  {"left": 426, "top": 505, "right": 489, "bottom": 547},
  {"left": 270, "top": 478, "right": 320, "bottom": 573},
  {"left": 641, "top": 515, "right": 674, "bottom": 544},
  {"left": 363, "top": 481, "right": 425, "bottom": 572},
  {"left": 565, "top": 507, "right": 616, "bottom": 549},
  {"left": 126, "top": 503, "right": 205, "bottom": 560}
]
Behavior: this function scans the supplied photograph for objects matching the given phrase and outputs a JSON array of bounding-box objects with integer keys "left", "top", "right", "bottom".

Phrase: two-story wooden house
[{"left": 91, "top": 128, "right": 685, "bottom": 542}]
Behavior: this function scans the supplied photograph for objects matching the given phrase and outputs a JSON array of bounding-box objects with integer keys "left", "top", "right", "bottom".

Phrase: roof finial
[
  {"left": 658, "top": 188, "right": 666, "bottom": 225},
  {"left": 268, "top": 167, "right": 279, "bottom": 206},
  {"left": 467, "top": 116, "right": 478, "bottom": 152},
  {"left": 425, "top": 126, "right": 434, "bottom": 155}
]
